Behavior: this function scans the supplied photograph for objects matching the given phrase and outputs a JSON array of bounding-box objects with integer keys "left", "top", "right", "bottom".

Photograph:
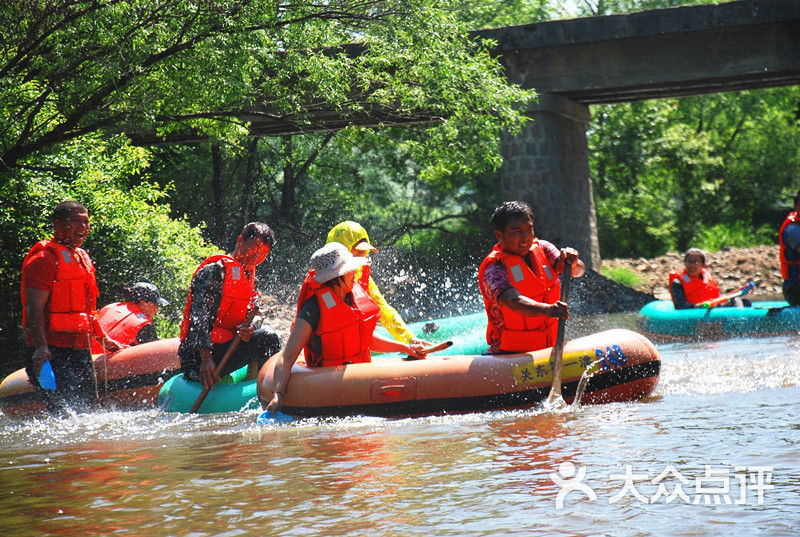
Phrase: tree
[
  {"left": 1, "top": 0, "right": 532, "bottom": 175},
  {"left": 589, "top": 87, "right": 800, "bottom": 257}
]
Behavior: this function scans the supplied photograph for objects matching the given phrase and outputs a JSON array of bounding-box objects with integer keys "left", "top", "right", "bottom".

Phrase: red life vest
[
  {"left": 90, "top": 302, "right": 152, "bottom": 353},
  {"left": 21, "top": 240, "right": 99, "bottom": 343},
  {"left": 668, "top": 268, "right": 720, "bottom": 305},
  {"left": 307, "top": 282, "right": 380, "bottom": 367},
  {"left": 296, "top": 265, "right": 371, "bottom": 315},
  {"left": 180, "top": 254, "right": 255, "bottom": 344},
  {"left": 478, "top": 241, "right": 561, "bottom": 353},
  {"left": 779, "top": 211, "right": 800, "bottom": 280}
]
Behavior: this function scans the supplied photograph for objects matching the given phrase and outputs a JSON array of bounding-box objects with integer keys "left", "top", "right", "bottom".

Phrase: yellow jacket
[{"left": 328, "top": 221, "right": 416, "bottom": 343}]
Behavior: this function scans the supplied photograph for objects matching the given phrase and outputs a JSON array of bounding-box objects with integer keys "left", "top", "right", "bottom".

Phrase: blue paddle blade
[
  {"left": 257, "top": 410, "right": 294, "bottom": 425},
  {"left": 38, "top": 360, "right": 56, "bottom": 391}
]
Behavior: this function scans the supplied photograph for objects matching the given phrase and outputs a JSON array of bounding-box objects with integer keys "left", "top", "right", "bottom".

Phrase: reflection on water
[{"left": 2, "top": 315, "right": 800, "bottom": 536}]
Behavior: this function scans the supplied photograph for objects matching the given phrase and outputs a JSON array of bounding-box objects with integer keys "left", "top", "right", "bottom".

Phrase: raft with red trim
[
  {"left": 257, "top": 328, "right": 660, "bottom": 418},
  {"left": 0, "top": 338, "right": 181, "bottom": 418}
]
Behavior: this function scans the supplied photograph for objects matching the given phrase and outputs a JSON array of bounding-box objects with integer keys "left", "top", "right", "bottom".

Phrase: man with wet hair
[
  {"left": 479, "top": 201, "right": 585, "bottom": 354},
  {"left": 21, "top": 200, "right": 119, "bottom": 412},
  {"left": 179, "top": 222, "right": 281, "bottom": 390}
]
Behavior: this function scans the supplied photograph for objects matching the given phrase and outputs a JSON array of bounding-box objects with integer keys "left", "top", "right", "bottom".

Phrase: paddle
[
  {"left": 403, "top": 340, "right": 453, "bottom": 360},
  {"left": 256, "top": 409, "right": 295, "bottom": 425},
  {"left": 546, "top": 260, "right": 572, "bottom": 406},
  {"left": 698, "top": 280, "right": 755, "bottom": 309},
  {"left": 189, "top": 308, "right": 258, "bottom": 414},
  {"left": 38, "top": 360, "right": 56, "bottom": 390}
]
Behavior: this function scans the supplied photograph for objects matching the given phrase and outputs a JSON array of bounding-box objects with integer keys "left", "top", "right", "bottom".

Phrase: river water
[{"left": 2, "top": 313, "right": 799, "bottom": 537}]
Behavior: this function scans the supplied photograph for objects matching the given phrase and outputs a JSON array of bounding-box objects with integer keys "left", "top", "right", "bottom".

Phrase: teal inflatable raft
[
  {"left": 638, "top": 300, "right": 800, "bottom": 339},
  {"left": 158, "top": 366, "right": 259, "bottom": 414},
  {"left": 377, "top": 311, "right": 489, "bottom": 355}
]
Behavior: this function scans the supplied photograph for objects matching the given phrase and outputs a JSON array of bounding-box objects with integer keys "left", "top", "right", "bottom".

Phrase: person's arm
[
  {"left": 497, "top": 287, "right": 569, "bottom": 320},
  {"left": 370, "top": 332, "right": 425, "bottom": 358},
  {"left": 134, "top": 323, "right": 159, "bottom": 345},
  {"left": 25, "top": 287, "right": 51, "bottom": 375},
  {"left": 670, "top": 278, "right": 693, "bottom": 310},
  {"left": 366, "top": 277, "right": 418, "bottom": 343},
  {"left": 784, "top": 224, "right": 800, "bottom": 256},
  {"left": 554, "top": 247, "right": 586, "bottom": 278},
  {"left": 265, "top": 318, "right": 313, "bottom": 413}
]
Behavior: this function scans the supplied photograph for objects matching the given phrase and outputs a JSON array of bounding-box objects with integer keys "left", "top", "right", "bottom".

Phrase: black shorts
[
  {"left": 783, "top": 280, "right": 800, "bottom": 307},
  {"left": 24, "top": 345, "right": 97, "bottom": 414},
  {"left": 179, "top": 327, "right": 282, "bottom": 382}
]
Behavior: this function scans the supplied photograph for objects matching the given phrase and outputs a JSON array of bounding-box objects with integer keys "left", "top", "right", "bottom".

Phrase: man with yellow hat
[{"left": 295, "top": 221, "right": 430, "bottom": 353}]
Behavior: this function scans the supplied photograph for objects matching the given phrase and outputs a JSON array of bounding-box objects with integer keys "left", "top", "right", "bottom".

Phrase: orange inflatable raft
[
  {"left": 0, "top": 338, "right": 181, "bottom": 419},
  {"left": 257, "top": 328, "right": 660, "bottom": 418}
]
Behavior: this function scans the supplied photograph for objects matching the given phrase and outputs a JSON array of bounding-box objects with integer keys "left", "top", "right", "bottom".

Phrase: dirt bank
[
  {"left": 258, "top": 245, "right": 784, "bottom": 334},
  {"left": 600, "top": 245, "right": 782, "bottom": 301}
]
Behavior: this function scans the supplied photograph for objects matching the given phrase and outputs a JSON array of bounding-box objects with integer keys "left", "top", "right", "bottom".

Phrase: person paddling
[
  {"left": 295, "top": 220, "right": 431, "bottom": 353},
  {"left": 478, "top": 201, "right": 585, "bottom": 354},
  {"left": 266, "top": 243, "right": 424, "bottom": 413},
  {"left": 178, "top": 222, "right": 281, "bottom": 391},
  {"left": 669, "top": 248, "right": 749, "bottom": 309}
]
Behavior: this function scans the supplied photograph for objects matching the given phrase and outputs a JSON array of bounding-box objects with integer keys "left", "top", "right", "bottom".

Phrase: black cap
[{"left": 124, "top": 282, "right": 169, "bottom": 307}]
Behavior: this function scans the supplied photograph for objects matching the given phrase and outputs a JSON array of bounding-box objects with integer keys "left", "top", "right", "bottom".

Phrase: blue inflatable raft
[{"left": 638, "top": 300, "right": 800, "bottom": 339}]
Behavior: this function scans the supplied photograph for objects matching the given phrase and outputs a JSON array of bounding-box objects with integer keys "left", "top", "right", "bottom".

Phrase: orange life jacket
[
  {"left": 21, "top": 240, "right": 98, "bottom": 341},
  {"left": 668, "top": 268, "right": 720, "bottom": 305},
  {"left": 307, "top": 282, "right": 380, "bottom": 368},
  {"left": 180, "top": 254, "right": 255, "bottom": 344},
  {"left": 478, "top": 241, "right": 561, "bottom": 353},
  {"left": 779, "top": 211, "right": 800, "bottom": 280},
  {"left": 296, "top": 265, "right": 371, "bottom": 315},
  {"left": 90, "top": 302, "right": 152, "bottom": 353}
]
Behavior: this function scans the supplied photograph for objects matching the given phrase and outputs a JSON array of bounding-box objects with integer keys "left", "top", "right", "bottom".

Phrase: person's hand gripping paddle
[
  {"left": 546, "top": 260, "right": 572, "bottom": 408},
  {"left": 190, "top": 308, "right": 258, "bottom": 414}
]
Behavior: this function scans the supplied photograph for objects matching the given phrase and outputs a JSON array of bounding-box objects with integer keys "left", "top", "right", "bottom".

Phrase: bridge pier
[{"left": 499, "top": 92, "right": 600, "bottom": 270}]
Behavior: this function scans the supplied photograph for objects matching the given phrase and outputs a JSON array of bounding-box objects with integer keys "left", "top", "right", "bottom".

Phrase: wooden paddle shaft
[
  {"left": 189, "top": 309, "right": 258, "bottom": 414},
  {"left": 548, "top": 260, "right": 573, "bottom": 401},
  {"left": 419, "top": 341, "right": 453, "bottom": 355}
]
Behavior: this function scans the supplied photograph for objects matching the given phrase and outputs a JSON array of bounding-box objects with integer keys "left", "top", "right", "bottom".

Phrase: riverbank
[
  {"left": 259, "top": 245, "right": 783, "bottom": 335},
  {"left": 600, "top": 245, "right": 782, "bottom": 301}
]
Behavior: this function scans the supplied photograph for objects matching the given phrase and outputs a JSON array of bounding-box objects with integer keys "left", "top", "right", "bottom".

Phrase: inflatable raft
[
  {"left": 0, "top": 338, "right": 181, "bottom": 418},
  {"left": 257, "top": 328, "right": 660, "bottom": 418},
  {"left": 158, "top": 366, "right": 259, "bottom": 414},
  {"left": 638, "top": 300, "right": 800, "bottom": 339}
]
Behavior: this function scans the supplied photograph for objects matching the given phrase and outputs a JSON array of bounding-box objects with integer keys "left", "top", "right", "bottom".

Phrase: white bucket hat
[{"left": 311, "top": 242, "right": 368, "bottom": 284}]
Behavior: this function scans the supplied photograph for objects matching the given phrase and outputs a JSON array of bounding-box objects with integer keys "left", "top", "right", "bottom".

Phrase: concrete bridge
[
  {"left": 473, "top": 0, "right": 800, "bottom": 268},
  {"left": 139, "top": 0, "right": 800, "bottom": 268}
]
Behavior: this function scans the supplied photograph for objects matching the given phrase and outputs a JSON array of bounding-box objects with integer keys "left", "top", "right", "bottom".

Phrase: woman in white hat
[
  {"left": 295, "top": 220, "right": 431, "bottom": 353},
  {"left": 267, "top": 243, "right": 424, "bottom": 413}
]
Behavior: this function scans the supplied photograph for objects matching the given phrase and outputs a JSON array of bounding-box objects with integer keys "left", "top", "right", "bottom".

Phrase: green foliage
[
  {"left": 694, "top": 223, "right": 775, "bottom": 252},
  {"left": 0, "top": 135, "right": 217, "bottom": 364},
  {"left": 590, "top": 87, "right": 800, "bottom": 258},
  {"left": 600, "top": 266, "right": 644, "bottom": 288},
  {"left": 1, "top": 0, "right": 532, "bottom": 176}
]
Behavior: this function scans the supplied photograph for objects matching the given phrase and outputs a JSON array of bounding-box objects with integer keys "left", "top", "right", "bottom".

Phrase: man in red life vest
[
  {"left": 779, "top": 190, "right": 800, "bottom": 306},
  {"left": 179, "top": 222, "right": 281, "bottom": 390},
  {"left": 90, "top": 282, "right": 169, "bottom": 353},
  {"left": 478, "top": 201, "right": 585, "bottom": 354},
  {"left": 21, "top": 201, "right": 120, "bottom": 412},
  {"left": 668, "top": 248, "right": 721, "bottom": 309}
]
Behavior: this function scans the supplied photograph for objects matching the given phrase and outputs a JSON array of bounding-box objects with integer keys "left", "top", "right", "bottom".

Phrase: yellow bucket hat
[{"left": 326, "top": 221, "right": 378, "bottom": 253}]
